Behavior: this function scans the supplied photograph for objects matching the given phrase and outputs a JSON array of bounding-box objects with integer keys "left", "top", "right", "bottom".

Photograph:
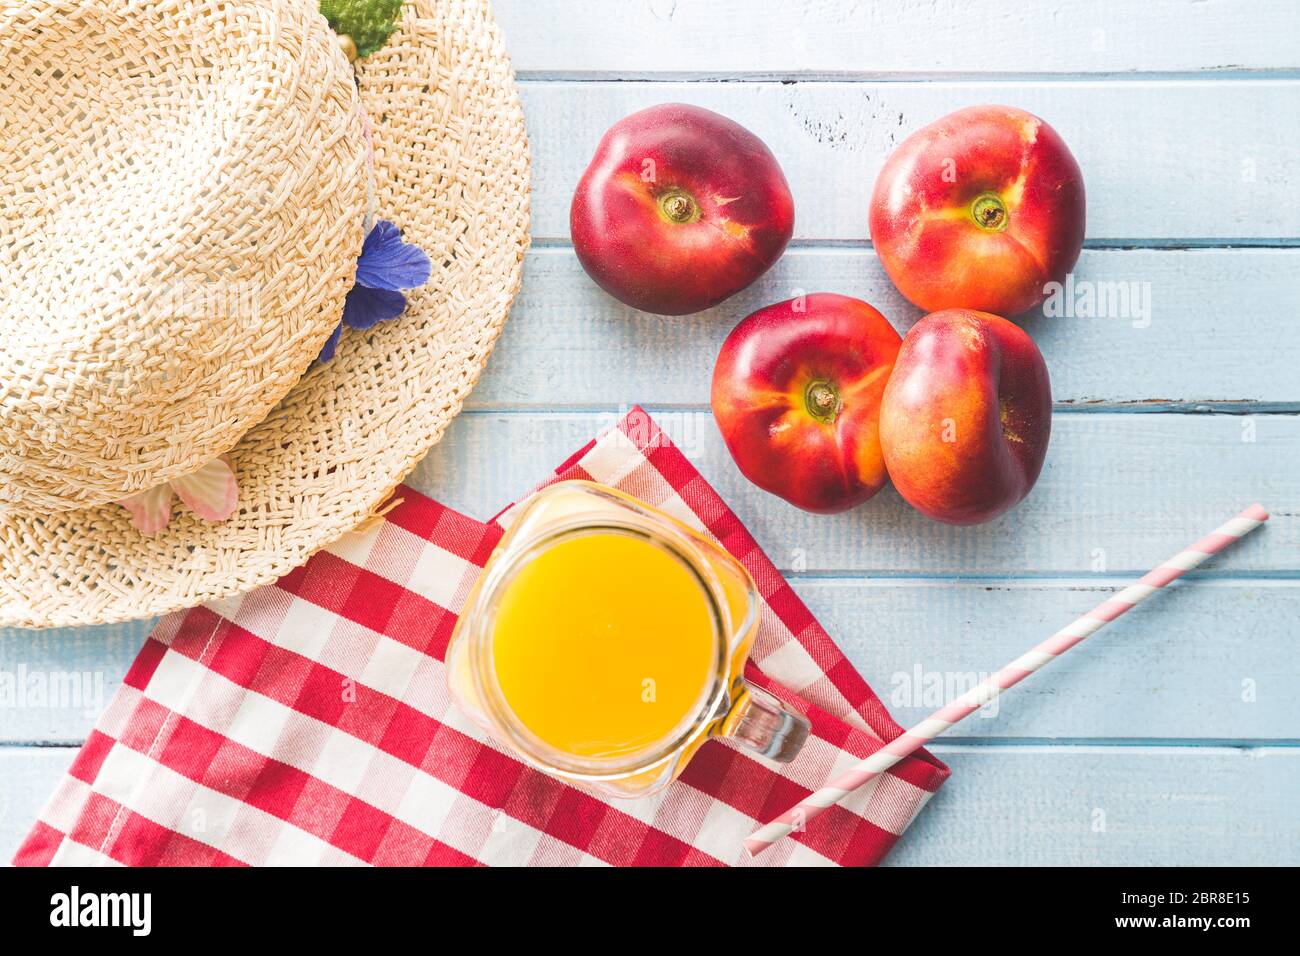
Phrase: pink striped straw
[{"left": 745, "top": 503, "right": 1270, "bottom": 858}]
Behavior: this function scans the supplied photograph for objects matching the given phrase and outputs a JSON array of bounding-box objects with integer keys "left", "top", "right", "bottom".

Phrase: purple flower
[{"left": 319, "top": 220, "right": 432, "bottom": 362}]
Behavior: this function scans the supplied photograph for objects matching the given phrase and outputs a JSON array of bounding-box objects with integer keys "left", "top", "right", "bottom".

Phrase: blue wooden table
[{"left": 3, "top": 0, "right": 1298, "bottom": 865}]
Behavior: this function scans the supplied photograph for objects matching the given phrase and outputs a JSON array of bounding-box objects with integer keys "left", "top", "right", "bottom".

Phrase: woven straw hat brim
[{"left": 0, "top": 0, "right": 530, "bottom": 628}]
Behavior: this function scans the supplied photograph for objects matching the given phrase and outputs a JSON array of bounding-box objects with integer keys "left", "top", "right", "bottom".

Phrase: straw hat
[{"left": 0, "top": 0, "right": 530, "bottom": 627}]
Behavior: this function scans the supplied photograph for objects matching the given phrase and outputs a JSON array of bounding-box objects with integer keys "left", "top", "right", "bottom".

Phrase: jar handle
[{"left": 719, "top": 681, "right": 810, "bottom": 763}]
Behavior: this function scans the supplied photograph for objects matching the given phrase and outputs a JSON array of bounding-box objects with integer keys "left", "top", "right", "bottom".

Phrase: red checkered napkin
[{"left": 15, "top": 407, "right": 948, "bottom": 867}]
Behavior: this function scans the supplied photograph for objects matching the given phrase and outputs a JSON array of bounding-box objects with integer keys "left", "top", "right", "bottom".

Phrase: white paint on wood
[
  {"left": 473, "top": 247, "right": 1300, "bottom": 408},
  {"left": 520, "top": 79, "right": 1300, "bottom": 241},
  {"left": 794, "top": 578, "right": 1300, "bottom": 740},
  {"left": 887, "top": 745, "right": 1300, "bottom": 866},
  {"left": 409, "top": 411, "right": 1298, "bottom": 575},
  {"left": 0, "top": 620, "right": 150, "bottom": 744},
  {"left": 498, "top": 1, "right": 1300, "bottom": 77}
]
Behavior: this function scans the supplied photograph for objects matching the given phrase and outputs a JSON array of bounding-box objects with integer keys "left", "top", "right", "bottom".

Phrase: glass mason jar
[{"left": 446, "top": 480, "right": 809, "bottom": 798}]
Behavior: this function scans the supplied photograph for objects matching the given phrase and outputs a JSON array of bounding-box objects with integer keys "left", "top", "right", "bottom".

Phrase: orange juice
[
  {"left": 491, "top": 532, "right": 716, "bottom": 758},
  {"left": 446, "top": 480, "right": 809, "bottom": 798}
]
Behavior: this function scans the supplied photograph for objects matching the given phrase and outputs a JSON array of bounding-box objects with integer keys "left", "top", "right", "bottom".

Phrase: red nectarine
[
  {"left": 879, "top": 309, "right": 1051, "bottom": 525},
  {"left": 870, "top": 105, "right": 1085, "bottom": 317},
  {"left": 712, "top": 294, "right": 902, "bottom": 514},
  {"left": 571, "top": 103, "right": 794, "bottom": 315}
]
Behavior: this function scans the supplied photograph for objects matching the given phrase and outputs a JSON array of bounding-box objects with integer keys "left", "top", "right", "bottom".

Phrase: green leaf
[{"left": 319, "top": 0, "right": 405, "bottom": 58}]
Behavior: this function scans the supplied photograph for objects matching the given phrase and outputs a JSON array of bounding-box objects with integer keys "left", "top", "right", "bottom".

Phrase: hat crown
[{"left": 0, "top": 0, "right": 368, "bottom": 511}]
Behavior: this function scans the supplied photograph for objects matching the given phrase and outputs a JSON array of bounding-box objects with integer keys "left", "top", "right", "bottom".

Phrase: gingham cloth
[{"left": 14, "top": 407, "right": 948, "bottom": 867}]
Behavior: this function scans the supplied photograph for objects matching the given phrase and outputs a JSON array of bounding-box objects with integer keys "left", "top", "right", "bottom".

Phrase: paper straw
[{"left": 744, "top": 503, "right": 1270, "bottom": 858}]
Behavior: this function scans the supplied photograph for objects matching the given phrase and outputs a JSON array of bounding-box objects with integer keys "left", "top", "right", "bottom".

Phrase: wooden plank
[
  {"left": 0, "top": 747, "right": 73, "bottom": 863},
  {"left": 518, "top": 79, "right": 1300, "bottom": 241},
  {"left": 498, "top": 0, "right": 1300, "bottom": 77},
  {"left": 475, "top": 247, "right": 1300, "bottom": 408},
  {"left": 408, "top": 410, "right": 1299, "bottom": 574},
  {"left": 886, "top": 745, "right": 1300, "bottom": 866},
  {"left": 3, "top": 745, "right": 1295, "bottom": 866},
  {"left": 4, "top": 580, "right": 1296, "bottom": 745},
  {"left": 796, "top": 579, "right": 1300, "bottom": 740},
  {"left": 0, "top": 620, "right": 149, "bottom": 744}
]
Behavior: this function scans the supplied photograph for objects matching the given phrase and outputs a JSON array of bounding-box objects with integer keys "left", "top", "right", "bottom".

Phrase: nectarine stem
[
  {"left": 970, "top": 191, "right": 1008, "bottom": 232},
  {"left": 805, "top": 380, "right": 841, "bottom": 423},
  {"left": 656, "top": 188, "right": 701, "bottom": 225}
]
